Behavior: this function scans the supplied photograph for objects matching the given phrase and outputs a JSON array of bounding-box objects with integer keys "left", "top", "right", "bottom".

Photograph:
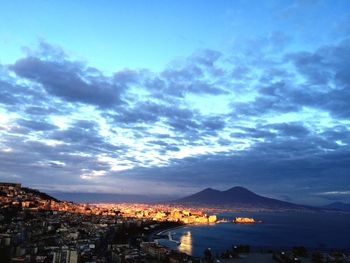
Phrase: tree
[
  {"left": 311, "top": 251, "right": 324, "bottom": 263},
  {"left": 203, "top": 248, "right": 214, "bottom": 263}
]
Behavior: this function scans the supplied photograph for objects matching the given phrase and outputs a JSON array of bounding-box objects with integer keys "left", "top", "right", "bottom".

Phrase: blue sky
[{"left": 0, "top": 0, "right": 350, "bottom": 205}]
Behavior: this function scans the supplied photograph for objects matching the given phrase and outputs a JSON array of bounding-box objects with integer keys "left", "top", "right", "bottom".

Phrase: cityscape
[
  {"left": 1, "top": 182, "right": 350, "bottom": 262},
  {"left": 0, "top": 182, "right": 216, "bottom": 262},
  {"left": 1, "top": 1, "right": 350, "bottom": 262}
]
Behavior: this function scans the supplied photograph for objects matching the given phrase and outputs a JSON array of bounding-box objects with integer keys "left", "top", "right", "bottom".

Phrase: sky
[{"left": 0, "top": 0, "right": 350, "bottom": 205}]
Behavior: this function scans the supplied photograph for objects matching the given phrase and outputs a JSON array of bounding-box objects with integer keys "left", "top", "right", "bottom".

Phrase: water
[{"left": 158, "top": 211, "right": 350, "bottom": 257}]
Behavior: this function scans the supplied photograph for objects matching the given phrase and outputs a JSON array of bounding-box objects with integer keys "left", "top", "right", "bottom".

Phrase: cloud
[
  {"left": 286, "top": 38, "right": 350, "bottom": 117},
  {"left": 11, "top": 57, "right": 126, "bottom": 108},
  {"left": 316, "top": 191, "right": 350, "bottom": 196},
  {"left": 264, "top": 122, "right": 310, "bottom": 137},
  {"left": 119, "top": 132, "right": 350, "bottom": 201},
  {"left": 0, "top": 36, "right": 350, "bottom": 204},
  {"left": 149, "top": 49, "right": 228, "bottom": 98},
  {"left": 229, "top": 38, "right": 350, "bottom": 120},
  {"left": 16, "top": 119, "right": 58, "bottom": 131}
]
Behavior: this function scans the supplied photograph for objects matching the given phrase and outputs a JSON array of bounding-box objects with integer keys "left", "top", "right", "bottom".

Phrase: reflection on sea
[{"left": 178, "top": 231, "right": 192, "bottom": 255}]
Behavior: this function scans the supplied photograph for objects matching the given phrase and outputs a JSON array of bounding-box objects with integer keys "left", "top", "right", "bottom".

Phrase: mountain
[
  {"left": 322, "top": 202, "right": 350, "bottom": 211},
  {"left": 172, "top": 186, "right": 311, "bottom": 210}
]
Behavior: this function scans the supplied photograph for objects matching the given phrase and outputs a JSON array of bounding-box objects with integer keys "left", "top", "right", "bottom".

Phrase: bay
[{"left": 158, "top": 211, "right": 350, "bottom": 257}]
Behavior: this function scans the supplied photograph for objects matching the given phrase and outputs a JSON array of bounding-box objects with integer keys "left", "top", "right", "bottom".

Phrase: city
[
  {"left": 1, "top": 182, "right": 349, "bottom": 263},
  {"left": 1, "top": 1, "right": 350, "bottom": 262},
  {"left": 0, "top": 182, "right": 216, "bottom": 262}
]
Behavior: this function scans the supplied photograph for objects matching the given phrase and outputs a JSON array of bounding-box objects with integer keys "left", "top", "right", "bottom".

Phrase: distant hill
[
  {"left": 172, "top": 186, "right": 312, "bottom": 210},
  {"left": 322, "top": 202, "right": 350, "bottom": 211},
  {"left": 50, "top": 192, "right": 174, "bottom": 203}
]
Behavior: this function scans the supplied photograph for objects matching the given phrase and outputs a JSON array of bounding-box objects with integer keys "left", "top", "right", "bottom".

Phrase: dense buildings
[
  {"left": 3, "top": 183, "right": 348, "bottom": 263},
  {"left": 0, "top": 183, "right": 213, "bottom": 262}
]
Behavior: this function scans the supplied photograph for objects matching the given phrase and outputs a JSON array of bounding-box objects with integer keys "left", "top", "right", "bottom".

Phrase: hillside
[{"left": 0, "top": 183, "right": 61, "bottom": 209}]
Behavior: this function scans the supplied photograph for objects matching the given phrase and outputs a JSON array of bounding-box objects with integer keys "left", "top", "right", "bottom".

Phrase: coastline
[
  {"left": 156, "top": 224, "right": 188, "bottom": 236},
  {"left": 147, "top": 222, "right": 185, "bottom": 242},
  {"left": 149, "top": 217, "right": 350, "bottom": 257},
  {"left": 154, "top": 222, "right": 217, "bottom": 237},
  {"left": 149, "top": 221, "right": 218, "bottom": 240}
]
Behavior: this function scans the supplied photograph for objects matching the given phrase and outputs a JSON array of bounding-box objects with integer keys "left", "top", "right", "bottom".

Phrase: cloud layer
[{"left": 0, "top": 32, "right": 350, "bottom": 205}]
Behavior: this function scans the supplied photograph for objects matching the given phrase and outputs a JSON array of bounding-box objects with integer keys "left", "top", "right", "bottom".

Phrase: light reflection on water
[{"left": 178, "top": 231, "right": 192, "bottom": 255}]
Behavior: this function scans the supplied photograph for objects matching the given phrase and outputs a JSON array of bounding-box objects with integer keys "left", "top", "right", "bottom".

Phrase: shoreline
[
  {"left": 150, "top": 222, "right": 350, "bottom": 257},
  {"left": 154, "top": 221, "right": 218, "bottom": 237},
  {"left": 156, "top": 224, "right": 188, "bottom": 236},
  {"left": 147, "top": 222, "right": 185, "bottom": 242}
]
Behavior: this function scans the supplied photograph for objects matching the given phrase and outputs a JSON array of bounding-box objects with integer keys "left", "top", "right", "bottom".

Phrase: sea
[{"left": 157, "top": 211, "right": 350, "bottom": 257}]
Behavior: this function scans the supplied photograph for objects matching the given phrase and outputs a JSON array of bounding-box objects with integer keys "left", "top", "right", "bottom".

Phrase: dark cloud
[
  {"left": 0, "top": 75, "right": 48, "bottom": 107},
  {"left": 201, "top": 117, "right": 226, "bottom": 131},
  {"left": 107, "top": 100, "right": 226, "bottom": 140},
  {"left": 148, "top": 49, "right": 227, "bottom": 98},
  {"left": 122, "top": 132, "right": 350, "bottom": 202},
  {"left": 16, "top": 119, "right": 58, "bottom": 131},
  {"left": 264, "top": 122, "right": 309, "bottom": 137},
  {"left": 0, "top": 136, "right": 93, "bottom": 184},
  {"left": 10, "top": 56, "right": 126, "bottom": 108},
  {"left": 0, "top": 80, "right": 22, "bottom": 105},
  {"left": 230, "top": 38, "right": 350, "bottom": 119},
  {"left": 321, "top": 126, "right": 350, "bottom": 143},
  {"left": 24, "top": 106, "right": 61, "bottom": 116},
  {"left": 48, "top": 120, "right": 125, "bottom": 155},
  {"left": 231, "top": 127, "right": 276, "bottom": 140},
  {"left": 286, "top": 38, "right": 350, "bottom": 117},
  {"left": 147, "top": 140, "right": 180, "bottom": 152}
]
